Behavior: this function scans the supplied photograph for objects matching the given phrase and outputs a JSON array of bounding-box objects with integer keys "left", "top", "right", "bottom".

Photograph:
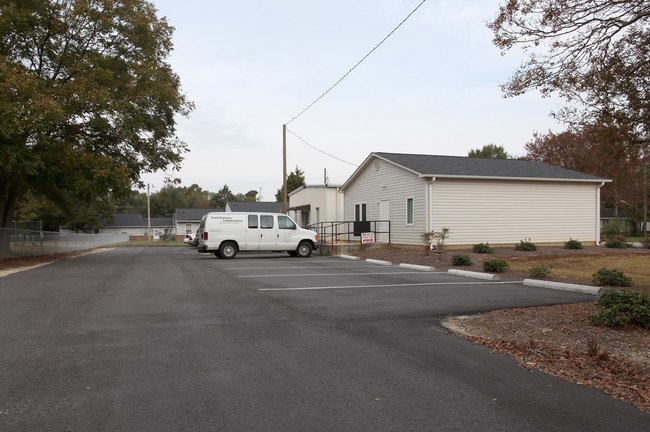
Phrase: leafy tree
[
  {"left": 231, "top": 190, "right": 259, "bottom": 203},
  {"left": 184, "top": 184, "right": 212, "bottom": 208},
  {"left": 468, "top": 144, "right": 510, "bottom": 159},
  {"left": 210, "top": 185, "right": 236, "bottom": 209},
  {"left": 276, "top": 166, "right": 306, "bottom": 202},
  {"left": 116, "top": 190, "right": 148, "bottom": 215},
  {"left": 489, "top": 0, "right": 649, "bottom": 236},
  {"left": 0, "top": 1, "right": 192, "bottom": 256},
  {"left": 525, "top": 123, "right": 647, "bottom": 234},
  {"left": 488, "top": 1, "right": 649, "bottom": 129},
  {"left": 148, "top": 184, "right": 212, "bottom": 217},
  {"left": 149, "top": 185, "right": 185, "bottom": 218},
  {"left": 243, "top": 190, "right": 259, "bottom": 202}
]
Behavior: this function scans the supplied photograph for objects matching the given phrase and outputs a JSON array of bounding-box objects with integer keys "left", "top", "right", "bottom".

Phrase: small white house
[
  {"left": 173, "top": 208, "right": 222, "bottom": 241},
  {"left": 288, "top": 184, "right": 344, "bottom": 227},
  {"left": 99, "top": 214, "right": 173, "bottom": 240},
  {"left": 341, "top": 152, "right": 610, "bottom": 247}
]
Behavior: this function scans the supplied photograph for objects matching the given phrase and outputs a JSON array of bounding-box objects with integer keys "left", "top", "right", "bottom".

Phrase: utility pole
[
  {"left": 643, "top": 143, "right": 648, "bottom": 237},
  {"left": 283, "top": 124, "right": 288, "bottom": 213},
  {"left": 147, "top": 184, "right": 152, "bottom": 243}
]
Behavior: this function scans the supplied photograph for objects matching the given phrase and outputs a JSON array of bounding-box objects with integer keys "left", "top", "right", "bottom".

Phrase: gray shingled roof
[
  {"left": 102, "top": 214, "right": 173, "bottom": 227},
  {"left": 174, "top": 208, "right": 223, "bottom": 221},
  {"left": 374, "top": 152, "right": 606, "bottom": 181},
  {"left": 226, "top": 201, "right": 284, "bottom": 213}
]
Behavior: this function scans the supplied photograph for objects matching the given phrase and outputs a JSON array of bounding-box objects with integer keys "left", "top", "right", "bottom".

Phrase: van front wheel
[
  {"left": 296, "top": 242, "right": 312, "bottom": 258},
  {"left": 219, "top": 242, "right": 237, "bottom": 259}
]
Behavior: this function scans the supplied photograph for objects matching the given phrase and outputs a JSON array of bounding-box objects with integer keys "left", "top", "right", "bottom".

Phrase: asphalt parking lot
[
  {"left": 0, "top": 247, "right": 647, "bottom": 431},
  {"left": 213, "top": 252, "right": 590, "bottom": 320}
]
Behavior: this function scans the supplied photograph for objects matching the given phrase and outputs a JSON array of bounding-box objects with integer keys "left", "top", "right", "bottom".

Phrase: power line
[
  {"left": 286, "top": 128, "right": 359, "bottom": 167},
  {"left": 285, "top": 0, "right": 428, "bottom": 125}
]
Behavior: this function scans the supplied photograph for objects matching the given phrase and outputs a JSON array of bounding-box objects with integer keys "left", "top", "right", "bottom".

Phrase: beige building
[
  {"left": 341, "top": 152, "right": 610, "bottom": 247},
  {"left": 288, "top": 184, "right": 344, "bottom": 227}
]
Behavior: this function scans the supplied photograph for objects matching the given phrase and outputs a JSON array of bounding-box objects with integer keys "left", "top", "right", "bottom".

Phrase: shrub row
[{"left": 470, "top": 238, "right": 584, "bottom": 253}]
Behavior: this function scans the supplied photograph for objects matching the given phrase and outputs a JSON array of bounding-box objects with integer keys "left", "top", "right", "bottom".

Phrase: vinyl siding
[
  {"left": 344, "top": 159, "right": 426, "bottom": 244},
  {"left": 431, "top": 178, "right": 599, "bottom": 245}
]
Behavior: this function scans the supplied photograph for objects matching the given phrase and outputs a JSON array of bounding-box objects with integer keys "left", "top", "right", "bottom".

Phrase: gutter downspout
[
  {"left": 596, "top": 182, "right": 605, "bottom": 246},
  {"left": 428, "top": 177, "right": 435, "bottom": 234}
]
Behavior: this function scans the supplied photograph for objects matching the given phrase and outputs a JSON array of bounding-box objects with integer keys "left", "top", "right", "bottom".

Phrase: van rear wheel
[
  {"left": 219, "top": 242, "right": 237, "bottom": 259},
  {"left": 296, "top": 242, "right": 312, "bottom": 258}
]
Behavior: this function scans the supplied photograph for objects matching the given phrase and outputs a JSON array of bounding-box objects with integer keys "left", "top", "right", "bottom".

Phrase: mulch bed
[{"left": 355, "top": 245, "right": 650, "bottom": 292}]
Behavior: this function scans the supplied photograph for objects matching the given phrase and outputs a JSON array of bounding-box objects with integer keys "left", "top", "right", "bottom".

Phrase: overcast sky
[{"left": 142, "top": 0, "right": 565, "bottom": 200}]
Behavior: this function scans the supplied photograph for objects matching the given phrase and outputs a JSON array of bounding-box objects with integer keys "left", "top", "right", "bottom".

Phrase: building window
[
  {"left": 303, "top": 211, "right": 310, "bottom": 227},
  {"left": 355, "top": 203, "right": 367, "bottom": 221},
  {"left": 185, "top": 224, "right": 192, "bottom": 234},
  {"left": 406, "top": 197, "right": 414, "bottom": 225}
]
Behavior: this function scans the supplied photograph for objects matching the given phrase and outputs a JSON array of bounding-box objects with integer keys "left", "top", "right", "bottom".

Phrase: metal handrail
[{"left": 307, "top": 220, "right": 390, "bottom": 245}]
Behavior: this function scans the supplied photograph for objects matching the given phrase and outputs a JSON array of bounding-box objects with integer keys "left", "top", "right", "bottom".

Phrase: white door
[
  {"left": 245, "top": 214, "right": 261, "bottom": 250},
  {"left": 277, "top": 215, "right": 298, "bottom": 250},
  {"left": 379, "top": 200, "right": 390, "bottom": 243},
  {"left": 259, "top": 214, "right": 277, "bottom": 250}
]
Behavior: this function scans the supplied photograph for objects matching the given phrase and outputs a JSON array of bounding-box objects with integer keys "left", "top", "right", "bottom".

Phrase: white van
[{"left": 197, "top": 212, "right": 318, "bottom": 259}]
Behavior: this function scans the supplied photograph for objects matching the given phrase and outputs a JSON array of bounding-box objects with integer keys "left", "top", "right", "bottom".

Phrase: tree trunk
[{"left": 0, "top": 172, "right": 18, "bottom": 259}]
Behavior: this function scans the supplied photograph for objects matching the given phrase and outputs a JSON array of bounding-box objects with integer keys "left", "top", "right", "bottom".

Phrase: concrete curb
[
  {"left": 523, "top": 279, "right": 602, "bottom": 295},
  {"left": 447, "top": 269, "right": 500, "bottom": 281},
  {"left": 398, "top": 263, "right": 436, "bottom": 272},
  {"left": 366, "top": 258, "right": 392, "bottom": 266},
  {"left": 339, "top": 254, "right": 361, "bottom": 261}
]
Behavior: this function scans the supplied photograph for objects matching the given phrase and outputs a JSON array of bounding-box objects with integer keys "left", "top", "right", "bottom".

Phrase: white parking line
[
  {"left": 225, "top": 265, "right": 394, "bottom": 270},
  {"left": 259, "top": 281, "right": 522, "bottom": 291},
  {"left": 240, "top": 271, "right": 447, "bottom": 278}
]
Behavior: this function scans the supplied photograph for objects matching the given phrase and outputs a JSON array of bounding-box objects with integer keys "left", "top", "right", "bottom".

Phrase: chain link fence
[{"left": 0, "top": 227, "right": 128, "bottom": 258}]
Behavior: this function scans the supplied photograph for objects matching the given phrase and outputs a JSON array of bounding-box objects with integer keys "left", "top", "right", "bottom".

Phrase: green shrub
[
  {"left": 515, "top": 239, "right": 537, "bottom": 251},
  {"left": 472, "top": 243, "right": 493, "bottom": 254},
  {"left": 451, "top": 254, "right": 472, "bottom": 266},
  {"left": 564, "top": 238, "right": 583, "bottom": 250},
  {"left": 592, "top": 268, "right": 633, "bottom": 287},
  {"left": 529, "top": 264, "right": 552, "bottom": 278},
  {"left": 601, "top": 219, "right": 626, "bottom": 238},
  {"left": 483, "top": 259, "right": 509, "bottom": 273},
  {"left": 605, "top": 235, "right": 629, "bottom": 249},
  {"left": 587, "top": 288, "right": 650, "bottom": 328}
]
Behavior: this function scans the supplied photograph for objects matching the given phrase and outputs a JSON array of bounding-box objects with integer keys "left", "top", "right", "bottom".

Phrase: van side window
[
  {"left": 261, "top": 215, "right": 274, "bottom": 229},
  {"left": 278, "top": 215, "right": 296, "bottom": 230},
  {"left": 248, "top": 215, "right": 258, "bottom": 228}
]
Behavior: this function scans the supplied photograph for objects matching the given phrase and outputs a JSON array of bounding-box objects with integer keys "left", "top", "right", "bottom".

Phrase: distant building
[
  {"left": 173, "top": 208, "right": 223, "bottom": 241},
  {"left": 99, "top": 214, "right": 173, "bottom": 240},
  {"left": 288, "top": 184, "right": 343, "bottom": 227}
]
